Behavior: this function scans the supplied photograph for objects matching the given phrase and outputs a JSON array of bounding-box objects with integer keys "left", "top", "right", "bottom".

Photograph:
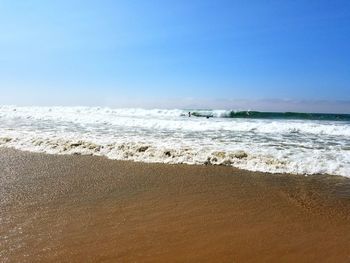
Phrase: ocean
[{"left": 0, "top": 106, "right": 349, "bottom": 177}]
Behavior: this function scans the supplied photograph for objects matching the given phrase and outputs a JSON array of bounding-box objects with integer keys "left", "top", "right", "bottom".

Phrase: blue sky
[{"left": 0, "top": 0, "right": 349, "bottom": 112}]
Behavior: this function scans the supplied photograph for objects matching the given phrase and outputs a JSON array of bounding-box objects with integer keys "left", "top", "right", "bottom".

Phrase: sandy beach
[{"left": 0, "top": 148, "right": 349, "bottom": 262}]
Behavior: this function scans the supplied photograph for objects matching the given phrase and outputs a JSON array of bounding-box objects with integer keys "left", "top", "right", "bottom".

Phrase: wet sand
[{"left": 0, "top": 148, "right": 349, "bottom": 262}]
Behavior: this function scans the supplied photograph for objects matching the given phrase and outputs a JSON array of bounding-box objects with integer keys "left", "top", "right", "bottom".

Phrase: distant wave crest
[{"left": 187, "top": 110, "right": 350, "bottom": 121}]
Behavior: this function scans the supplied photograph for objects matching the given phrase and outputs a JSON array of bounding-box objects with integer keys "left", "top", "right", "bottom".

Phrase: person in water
[{"left": 188, "top": 111, "right": 210, "bottom": 119}]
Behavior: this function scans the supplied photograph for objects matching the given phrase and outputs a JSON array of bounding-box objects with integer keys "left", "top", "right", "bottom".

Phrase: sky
[{"left": 0, "top": 0, "right": 349, "bottom": 112}]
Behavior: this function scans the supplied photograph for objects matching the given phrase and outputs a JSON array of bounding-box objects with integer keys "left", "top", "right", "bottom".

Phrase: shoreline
[
  {"left": 0, "top": 145, "right": 347, "bottom": 179},
  {"left": 1, "top": 148, "right": 349, "bottom": 262}
]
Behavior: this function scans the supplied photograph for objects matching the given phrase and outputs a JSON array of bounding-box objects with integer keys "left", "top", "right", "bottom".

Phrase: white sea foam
[{"left": 0, "top": 106, "right": 349, "bottom": 177}]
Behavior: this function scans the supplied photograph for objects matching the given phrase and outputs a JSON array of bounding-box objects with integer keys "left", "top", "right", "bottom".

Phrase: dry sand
[{"left": 0, "top": 148, "right": 349, "bottom": 262}]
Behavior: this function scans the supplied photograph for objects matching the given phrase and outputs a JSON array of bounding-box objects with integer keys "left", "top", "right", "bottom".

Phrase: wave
[
  {"left": 0, "top": 136, "right": 349, "bottom": 177},
  {"left": 0, "top": 106, "right": 349, "bottom": 177},
  {"left": 1, "top": 106, "right": 349, "bottom": 121},
  {"left": 0, "top": 106, "right": 350, "bottom": 137},
  {"left": 188, "top": 110, "right": 350, "bottom": 121}
]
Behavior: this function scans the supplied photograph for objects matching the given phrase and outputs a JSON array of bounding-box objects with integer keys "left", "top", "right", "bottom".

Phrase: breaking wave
[{"left": 0, "top": 106, "right": 349, "bottom": 177}]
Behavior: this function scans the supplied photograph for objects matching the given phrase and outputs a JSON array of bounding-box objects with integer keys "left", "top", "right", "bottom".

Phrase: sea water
[{"left": 0, "top": 106, "right": 349, "bottom": 177}]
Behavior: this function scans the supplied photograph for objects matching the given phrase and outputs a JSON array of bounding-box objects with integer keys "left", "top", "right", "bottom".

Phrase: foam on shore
[{"left": 0, "top": 106, "right": 349, "bottom": 177}]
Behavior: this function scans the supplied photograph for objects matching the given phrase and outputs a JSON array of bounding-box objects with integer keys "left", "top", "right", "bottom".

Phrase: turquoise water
[{"left": 187, "top": 110, "right": 350, "bottom": 121}]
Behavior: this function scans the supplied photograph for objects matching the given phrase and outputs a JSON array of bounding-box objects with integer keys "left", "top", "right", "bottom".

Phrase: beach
[
  {"left": 1, "top": 148, "right": 349, "bottom": 262},
  {"left": 2, "top": 0, "right": 350, "bottom": 261}
]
